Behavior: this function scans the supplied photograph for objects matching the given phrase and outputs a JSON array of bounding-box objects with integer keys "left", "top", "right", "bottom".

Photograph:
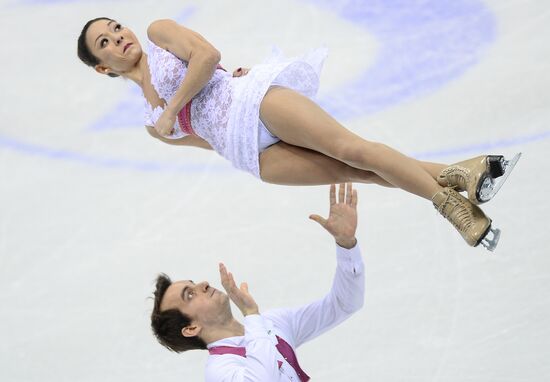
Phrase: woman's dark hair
[
  {"left": 150, "top": 273, "right": 208, "bottom": 353},
  {"left": 77, "top": 17, "right": 119, "bottom": 77}
]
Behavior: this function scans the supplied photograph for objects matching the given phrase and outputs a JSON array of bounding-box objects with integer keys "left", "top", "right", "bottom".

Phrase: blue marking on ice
[
  {"left": 0, "top": 134, "right": 227, "bottom": 173},
  {"left": 307, "top": 0, "right": 496, "bottom": 120},
  {"left": 413, "top": 130, "right": 550, "bottom": 159}
]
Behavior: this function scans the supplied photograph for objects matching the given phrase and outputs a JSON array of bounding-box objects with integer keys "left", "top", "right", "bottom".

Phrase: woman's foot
[
  {"left": 432, "top": 188, "right": 500, "bottom": 251},
  {"left": 437, "top": 153, "right": 521, "bottom": 204}
]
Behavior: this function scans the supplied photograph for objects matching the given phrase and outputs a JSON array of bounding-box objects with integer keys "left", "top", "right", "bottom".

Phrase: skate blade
[
  {"left": 478, "top": 153, "right": 522, "bottom": 203},
  {"left": 480, "top": 227, "right": 501, "bottom": 252}
]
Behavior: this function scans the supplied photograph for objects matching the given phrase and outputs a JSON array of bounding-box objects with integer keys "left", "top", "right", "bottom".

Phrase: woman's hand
[
  {"left": 232, "top": 67, "right": 250, "bottom": 77},
  {"left": 154, "top": 107, "right": 177, "bottom": 137},
  {"left": 219, "top": 263, "right": 259, "bottom": 316}
]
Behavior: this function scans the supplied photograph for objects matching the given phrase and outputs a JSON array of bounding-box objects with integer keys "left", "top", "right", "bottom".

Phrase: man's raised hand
[
  {"left": 309, "top": 183, "right": 358, "bottom": 249},
  {"left": 219, "top": 263, "right": 259, "bottom": 316}
]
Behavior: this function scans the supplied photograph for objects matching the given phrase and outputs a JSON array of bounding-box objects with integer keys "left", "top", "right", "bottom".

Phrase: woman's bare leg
[
  {"left": 260, "top": 87, "right": 443, "bottom": 200},
  {"left": 259, "top": 141, "right": 395, "bottom": 187},
  {"left": 417, "top": 161, "right": 447, "bottom": 180}
]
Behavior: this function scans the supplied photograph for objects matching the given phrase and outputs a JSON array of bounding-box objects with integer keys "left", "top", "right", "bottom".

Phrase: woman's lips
[{"left": 123, "top": 43, "right": 133, "bottom": 53}]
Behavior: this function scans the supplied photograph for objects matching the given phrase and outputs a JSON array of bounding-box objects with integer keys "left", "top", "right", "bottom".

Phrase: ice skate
[
  {"left": 432, "top": 188, "right": 501, "bottom": 251},
  {"left": 437, "top": 153, "right": 521, "bottom": 205}
]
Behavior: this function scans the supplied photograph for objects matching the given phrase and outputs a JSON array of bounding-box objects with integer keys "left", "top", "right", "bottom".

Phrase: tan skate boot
[
  {"left": 432, "top": 188, "right": 501, "bottom": 251},
  {"left": 437, "top": 153, "right": 521, "bottom": 205}
]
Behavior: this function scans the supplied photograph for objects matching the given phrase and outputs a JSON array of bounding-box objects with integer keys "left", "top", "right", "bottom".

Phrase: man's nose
[{"left": 197, "top": 281, "right": 209, "bottom": 292}]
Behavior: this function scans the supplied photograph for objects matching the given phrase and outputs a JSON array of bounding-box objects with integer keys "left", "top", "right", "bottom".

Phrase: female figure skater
[{"left": 77, "top": 18, "right": 518, "bottom": 251}]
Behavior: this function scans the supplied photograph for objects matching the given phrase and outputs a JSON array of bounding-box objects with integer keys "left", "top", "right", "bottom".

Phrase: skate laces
[
  {"left": 442, "top": 166, "right": 469, "bottom": 191},
  {"left": 436, "top": 191, "right": 473, "bottom": 232}
]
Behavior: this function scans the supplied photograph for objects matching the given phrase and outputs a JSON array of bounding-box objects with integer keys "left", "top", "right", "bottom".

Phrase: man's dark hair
[
  {"left": 77, "top": 17, "right": 120, "bottom": 77},
  {"left": 151, "top": 273, "right": 208, "bottom": 352}
]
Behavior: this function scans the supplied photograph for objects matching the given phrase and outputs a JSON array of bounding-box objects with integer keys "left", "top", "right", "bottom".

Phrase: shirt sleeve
[
  {"left": 267, "top": 243, "right": 365, "bottom": 348},
  {"left": 205, "top": 315, "right": 283, "bottom": 382}
]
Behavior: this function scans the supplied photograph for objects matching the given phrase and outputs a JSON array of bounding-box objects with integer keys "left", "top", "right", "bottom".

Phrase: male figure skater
[{"left": 151, "top": 183, "right": 365, "bottom": 381}]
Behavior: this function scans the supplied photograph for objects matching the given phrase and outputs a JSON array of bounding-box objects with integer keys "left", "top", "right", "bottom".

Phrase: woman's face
[{"left": 85, "top": 19, "right": 142, "bottom": 76}]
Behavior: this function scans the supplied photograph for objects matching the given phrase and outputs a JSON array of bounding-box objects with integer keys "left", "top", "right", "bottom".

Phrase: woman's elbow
[
  {"left": 204, "top": 47, "right": 221, "bottom": 65},
  {"left": 193, "top": 40, "right": 220, "bottom": 65},
  {"left": 145, "top": 126, "right": 157, "bottom": 138}
]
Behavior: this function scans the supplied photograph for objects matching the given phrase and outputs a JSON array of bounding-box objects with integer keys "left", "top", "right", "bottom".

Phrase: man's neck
[{"left": 203, "top": 318, "right": 245, "bottom": 346}]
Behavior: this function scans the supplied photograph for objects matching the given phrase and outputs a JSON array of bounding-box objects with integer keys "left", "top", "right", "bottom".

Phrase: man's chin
[{"left": 220, "top": 293, "right": 230, "bottom": 304}]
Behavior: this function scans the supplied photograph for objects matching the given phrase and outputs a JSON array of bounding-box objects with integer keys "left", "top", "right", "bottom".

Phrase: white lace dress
[{"left": 144, "top": 40, "right": 327, "bottom": 178}]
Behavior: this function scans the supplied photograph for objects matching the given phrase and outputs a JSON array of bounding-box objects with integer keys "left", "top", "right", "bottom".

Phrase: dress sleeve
[
  {"left": 268, "top": 244, "right": 365, "bottom": 348},
  {"left": 205, "top": 315, "right": 283, "bottom": 382}
]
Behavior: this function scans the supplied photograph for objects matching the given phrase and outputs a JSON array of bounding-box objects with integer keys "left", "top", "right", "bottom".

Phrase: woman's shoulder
[
  {"left": 145, "top": 20, "right": 183, "bottom": 64},
  {"left": 146, "top": 19, "right": 180, "bottom": 48}
]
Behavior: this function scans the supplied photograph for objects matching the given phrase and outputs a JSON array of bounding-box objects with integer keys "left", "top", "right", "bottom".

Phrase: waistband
[{"left": 176, "top": 64, "right": 227, "bottom": 136}]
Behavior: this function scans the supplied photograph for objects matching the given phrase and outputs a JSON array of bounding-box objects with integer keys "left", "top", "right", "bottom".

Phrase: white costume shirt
[{"left": 204, "top": 244, "right": 365, "bottom": 381}]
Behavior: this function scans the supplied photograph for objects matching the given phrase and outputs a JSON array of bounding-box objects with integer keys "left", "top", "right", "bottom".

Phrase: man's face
[{"left": 161, "top": 280, "right": 232, "bottom": 329}]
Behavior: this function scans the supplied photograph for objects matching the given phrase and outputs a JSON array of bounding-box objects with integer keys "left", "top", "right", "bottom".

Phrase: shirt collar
[
  {"left": 207, "top": 335, "right": 245, "bottom": 349},
  {"left": 206, "top": 318, "right": 277, "bottom": 349}
]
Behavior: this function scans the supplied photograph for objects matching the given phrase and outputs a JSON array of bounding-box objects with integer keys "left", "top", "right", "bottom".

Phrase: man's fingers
[
  {"left": 351, "top": 189, "right": 358, "bottom": 208},
  {"left": 240, "top": 282, "right": 249, "bottom": 294},
  {"left": 228, "top": 272, "right": 236, "bottom": 288},
  {"left": 346, "top": 183, "right": 352, "bottom": 204},
  {"left": 219, "top": 263, "right": 228, "bottom": 281},
  {"left": 329, "top": 184, "right": 336, "bottom": 205},
  {"left": 309, "top": 214, "right": 327, "bottom": 227},
  {"left": 220, "top": 264, "right": 238, "bottom": 292},
  {"left": 221, "top": 267, "right": 246, "bottom": 293},
  {"left": 338, "top": 183, "right": 345, "bottom": 203}
]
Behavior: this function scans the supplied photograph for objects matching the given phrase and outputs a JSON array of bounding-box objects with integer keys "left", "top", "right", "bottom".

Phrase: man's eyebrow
[{"left": 94, "top": 20, "right": 115, "bottom": 46}]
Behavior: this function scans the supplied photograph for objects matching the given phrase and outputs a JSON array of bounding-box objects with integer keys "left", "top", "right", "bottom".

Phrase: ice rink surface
[{"left": 1, "top": 0, "right": 549, "bottom": 381}]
